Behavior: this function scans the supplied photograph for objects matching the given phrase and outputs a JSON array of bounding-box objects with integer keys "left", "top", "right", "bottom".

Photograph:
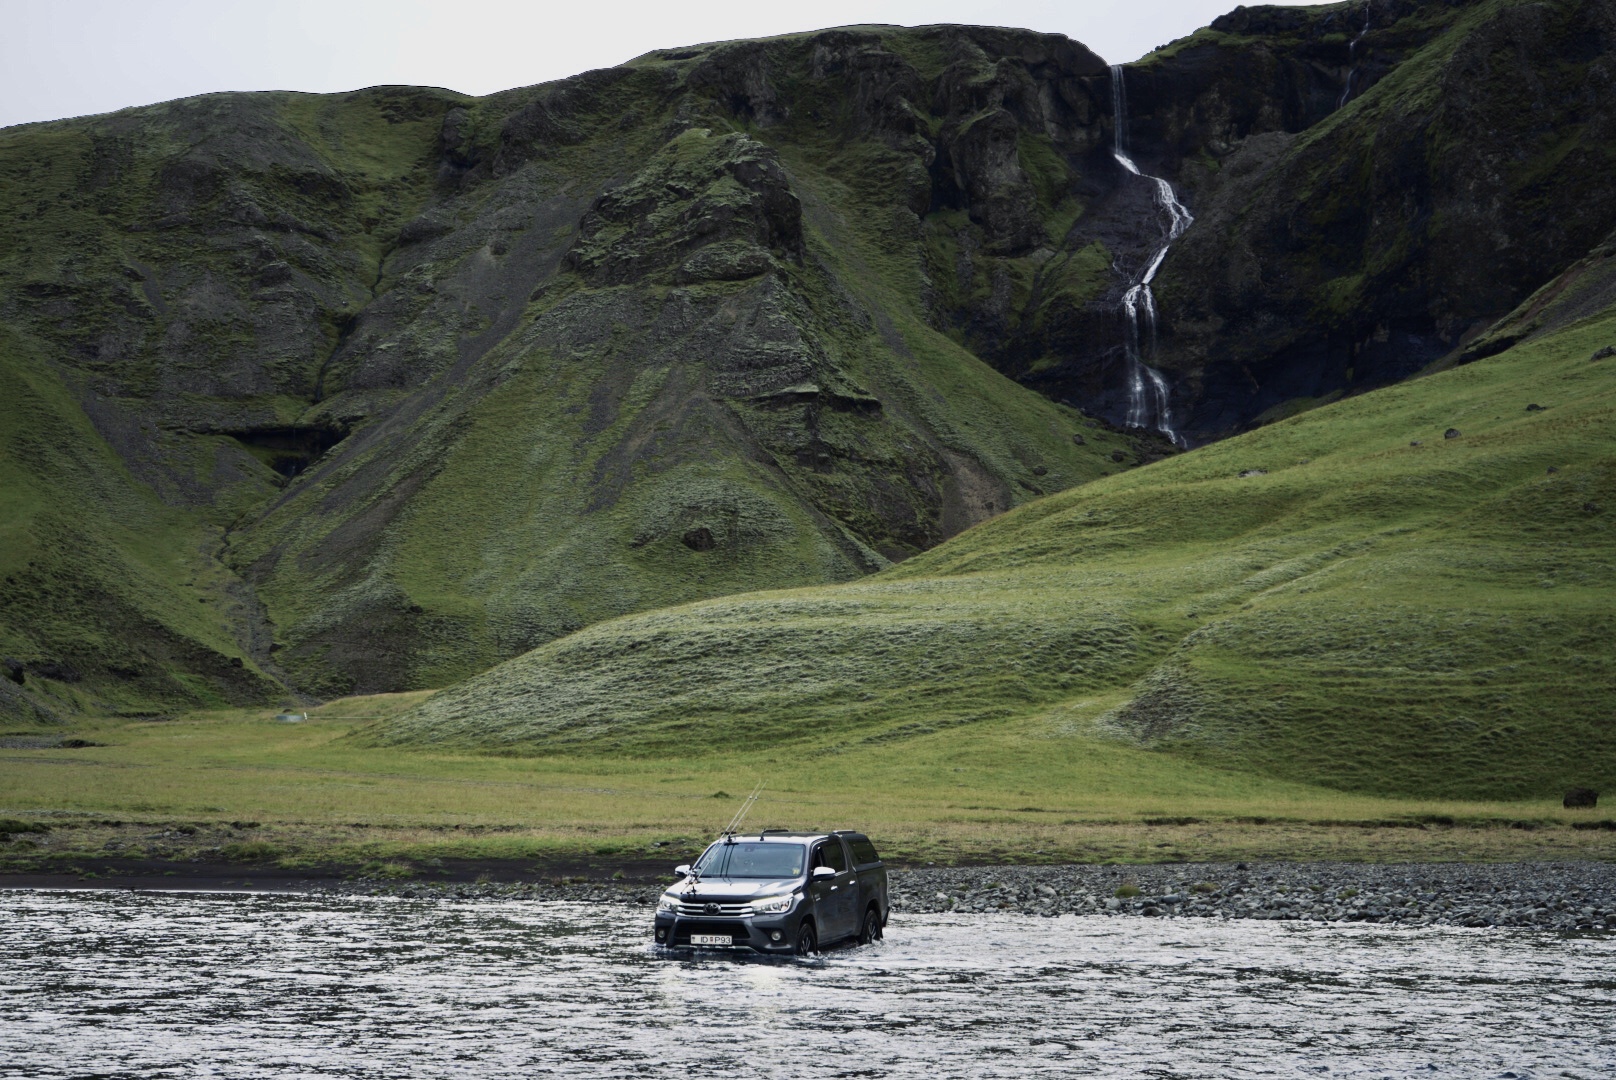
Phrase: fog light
[
  {"left": 769, "top": 930, "right": 782, "bottom": 942},
  {"left": 656, "top": 928, "right": 667, "bottom": 941}
]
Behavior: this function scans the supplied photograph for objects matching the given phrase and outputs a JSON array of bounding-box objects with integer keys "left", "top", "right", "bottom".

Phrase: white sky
[{"left": 1, "top": 0, "right": 1321, "bottom": 130}]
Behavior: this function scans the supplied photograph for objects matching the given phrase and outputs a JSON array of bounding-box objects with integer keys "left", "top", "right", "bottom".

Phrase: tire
[
  {"left": 794, "top": 920, "right": 819, "bottom": 956},
  {"left": 858, "top": 905, "right": 883, "bottom": 945}
]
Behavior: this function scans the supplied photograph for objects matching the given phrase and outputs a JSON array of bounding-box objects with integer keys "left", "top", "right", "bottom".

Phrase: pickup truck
[{"left": 652, "top": 829, "right": 889, "bottom": 955}]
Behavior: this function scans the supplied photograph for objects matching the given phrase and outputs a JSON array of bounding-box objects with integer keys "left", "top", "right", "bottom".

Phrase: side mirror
[
  {"left": 674, "top": 864, "right": 692, "bottom": 876},
  {"left": 811, "top": 866, "right": 837, "bottom": 880}
]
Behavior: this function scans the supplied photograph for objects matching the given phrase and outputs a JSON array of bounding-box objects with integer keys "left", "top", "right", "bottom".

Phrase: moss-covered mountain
[
  {"left": 3, "top": 1, "right": 1613, "bottom": 723},
  {"left": 0, "top": 26, "right": 1138, "bottom": 716}
]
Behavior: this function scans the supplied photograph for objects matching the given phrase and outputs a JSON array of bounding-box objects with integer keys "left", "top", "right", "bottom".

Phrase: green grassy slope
[
  {"left": 0, "top": 326, "right": 279, "bottom": 723},
  {"left": 373, "top": 279, "right": 1616, "bottom": 800},
  {"left": 0, "top": 88, "right": 461, "bottom": 715}
]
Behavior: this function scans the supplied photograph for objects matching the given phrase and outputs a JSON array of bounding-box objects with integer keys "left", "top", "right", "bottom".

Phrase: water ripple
[{"left": 0, "top": 891, "right": 1611, "bottom": 1078}]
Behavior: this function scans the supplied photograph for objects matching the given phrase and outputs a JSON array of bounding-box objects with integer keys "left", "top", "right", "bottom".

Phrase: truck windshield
[{"left": 693, "top": 842, "right": 806, "bottom": 879}]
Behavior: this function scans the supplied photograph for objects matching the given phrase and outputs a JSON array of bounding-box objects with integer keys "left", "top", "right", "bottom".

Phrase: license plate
[{"left": 690, "top": 934, "right": 735, "bottom": 946}]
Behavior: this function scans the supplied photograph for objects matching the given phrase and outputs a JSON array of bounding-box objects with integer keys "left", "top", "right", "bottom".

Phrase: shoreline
[
  {"left": 6, "top": 858, "right": 1614, "bottom": 933},
  {"left": 0, "top": 854, "right": 676, "bottom": 894}
]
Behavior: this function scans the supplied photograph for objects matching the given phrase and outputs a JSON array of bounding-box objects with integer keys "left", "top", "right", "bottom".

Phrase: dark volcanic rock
[
  {"left": 1146, "top": 0, "right": 1616, "bottom": 443},
  {"left": 563, "top": 130, "right": 804, "bottom": 286},
  {"left": 936, "top": 107, "right": 1045, "bottom": 256}
]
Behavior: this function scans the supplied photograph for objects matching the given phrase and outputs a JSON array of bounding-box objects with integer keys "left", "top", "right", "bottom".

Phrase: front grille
[
  {"left": 671, "top": 919, "right": 750, "bottom": 943},
  {"left": 673, "top": 901, "right": 751, "bottom": 917}
]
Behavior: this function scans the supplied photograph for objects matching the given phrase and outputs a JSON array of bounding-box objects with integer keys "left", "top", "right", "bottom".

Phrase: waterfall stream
[
  {"left": 1110, "top": 65, "right": 1190, "bottom": 446},
  {"left": 1338, "top": 6, "right": 1372, "bottom": 109}
]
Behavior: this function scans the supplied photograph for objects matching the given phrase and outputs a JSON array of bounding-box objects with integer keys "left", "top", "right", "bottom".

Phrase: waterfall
[
  {"left": 1110, "top": 64, "right": 1190, "bottom": 446},
  {"left": 1337, "top": 6, "right": 1371, "bottom": 109}
]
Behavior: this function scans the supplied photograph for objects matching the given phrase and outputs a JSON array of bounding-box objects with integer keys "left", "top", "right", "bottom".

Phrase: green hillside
[
  {"left": 0, "top": 325, "right": 278, "bottom": 722},
  {"left": 372, "top": 253, "right": 1616, "bottom": 800},
  {"left": 0, "top": 29, "right": 1158, "bottom": 717}
]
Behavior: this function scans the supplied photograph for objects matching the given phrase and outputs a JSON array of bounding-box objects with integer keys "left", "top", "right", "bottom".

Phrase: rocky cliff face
[
  {"left": 1, "top": 2, "right": 1610, "bottom": 716},
  {"left": 1140, "top": 0, "right": 1616, "bottom": 437}
]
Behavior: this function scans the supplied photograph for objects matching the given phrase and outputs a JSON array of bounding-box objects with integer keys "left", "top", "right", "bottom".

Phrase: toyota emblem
[{"left": 704, "top": 903, "right": 719, "bottom": 914}]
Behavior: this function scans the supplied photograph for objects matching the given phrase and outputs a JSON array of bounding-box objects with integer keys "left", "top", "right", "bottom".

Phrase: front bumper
[{"left": 653, "top": 910, "right": 799, "bottom": 953}]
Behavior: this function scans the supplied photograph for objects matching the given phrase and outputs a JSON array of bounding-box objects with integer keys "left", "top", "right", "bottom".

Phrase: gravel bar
[
  {"left": 314, "top": 861, "right": 1616, "bottom": 932},
  {"left": 886, "top": 862, "right": 1616, "bottom": 931}
]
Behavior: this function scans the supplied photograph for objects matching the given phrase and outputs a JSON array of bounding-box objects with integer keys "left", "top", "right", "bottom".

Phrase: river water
[{"left": 2, "top": 891, "right": 1611, "bottom": 1078}]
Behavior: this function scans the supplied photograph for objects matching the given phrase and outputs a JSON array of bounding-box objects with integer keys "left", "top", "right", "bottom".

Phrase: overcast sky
[{"left": 2, "top": 0, "right": 1321, "bottom": 130}]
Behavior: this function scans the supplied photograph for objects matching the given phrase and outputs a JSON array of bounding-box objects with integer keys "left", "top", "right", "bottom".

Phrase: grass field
[{"left": 2, "top": 694, "right": 1611, "bottom": 877}]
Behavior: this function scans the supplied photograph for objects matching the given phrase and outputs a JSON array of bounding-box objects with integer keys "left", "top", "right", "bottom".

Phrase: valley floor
[{"left": 2, "top": 696, "right": 1611, "bottom": 883}]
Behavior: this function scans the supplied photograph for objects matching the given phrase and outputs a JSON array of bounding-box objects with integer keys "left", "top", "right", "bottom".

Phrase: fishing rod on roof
[{"left": 721, "top": 780, "right": 766, "bottom": 843}]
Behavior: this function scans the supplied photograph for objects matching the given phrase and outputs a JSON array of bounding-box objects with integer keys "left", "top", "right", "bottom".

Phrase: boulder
[{"left": 1564, "top": 787, "right": 1599, "bottom": 809}]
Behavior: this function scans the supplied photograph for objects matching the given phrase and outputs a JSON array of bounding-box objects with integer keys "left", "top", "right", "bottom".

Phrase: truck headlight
[
  {"left": 657, "top": 894, "right": 678, "bottom": 913},
  {"left": 750, "top": 893, "right": 796, "bottom": 914}
]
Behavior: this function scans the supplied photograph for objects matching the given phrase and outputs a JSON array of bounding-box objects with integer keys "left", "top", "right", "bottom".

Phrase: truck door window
[{"left": 817, "top": 840, "right": 849, "bottom": 874}]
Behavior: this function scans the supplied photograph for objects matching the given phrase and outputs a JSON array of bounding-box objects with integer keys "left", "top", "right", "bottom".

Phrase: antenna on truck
[
  {"left": 721, "top": 780, "right": 766, "bottom": 843},
  {"left": 680, "top": 781, "right": 767, "bottom": 896}
]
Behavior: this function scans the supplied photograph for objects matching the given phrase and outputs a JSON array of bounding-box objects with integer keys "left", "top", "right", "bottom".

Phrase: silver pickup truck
[{"left": 652, "top": 830, "right": 889, "bottom": 955}]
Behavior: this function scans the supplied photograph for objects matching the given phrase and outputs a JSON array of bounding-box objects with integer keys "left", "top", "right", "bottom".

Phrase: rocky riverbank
[
  {"left": 887, "top": 862, "right": 1616, "bottom": 932},
  {"left": 302, "top": 861, "right": 1616, "bottom": 933}
]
